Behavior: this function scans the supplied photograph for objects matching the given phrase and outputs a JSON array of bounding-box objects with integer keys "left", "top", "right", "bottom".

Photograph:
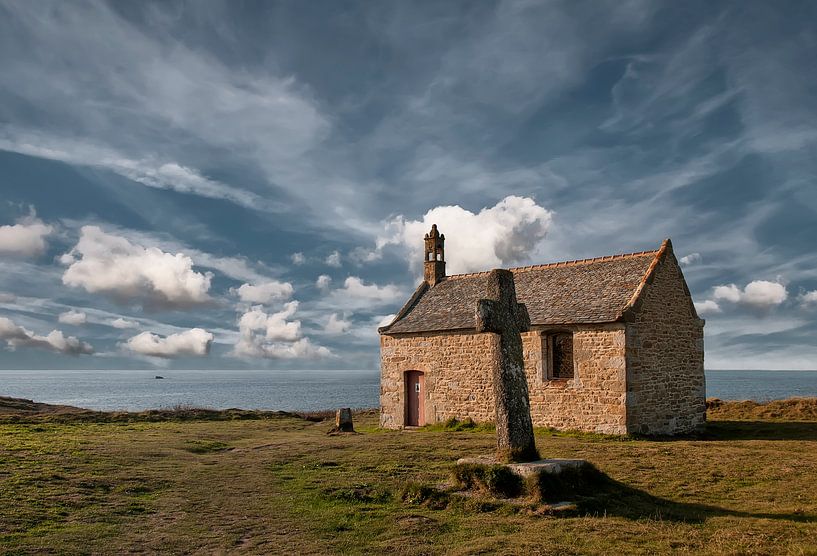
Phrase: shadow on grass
[
  {"left": 579, "top": 466, "right": 816, "bottom": 523},
  {"left": 440, "top": 464, "right": 816, "bottom": 524},
  {"left": 703, "top": 420, "right": 817, "bottom": 441}
]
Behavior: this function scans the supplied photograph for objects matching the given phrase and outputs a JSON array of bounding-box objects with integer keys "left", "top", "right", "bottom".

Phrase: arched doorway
[{"left": 404, "top": 370, "right": 425, "bottom": 426}]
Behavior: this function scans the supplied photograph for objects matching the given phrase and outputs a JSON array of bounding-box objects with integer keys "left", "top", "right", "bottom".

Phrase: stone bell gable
[{"left": 378, "top": 226, "right": 706, "bottom": 435}]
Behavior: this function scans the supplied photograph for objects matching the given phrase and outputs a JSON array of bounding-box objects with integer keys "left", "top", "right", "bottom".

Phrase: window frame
[{"left": 541, "top": 330, "right": 575, "bottom": 381}]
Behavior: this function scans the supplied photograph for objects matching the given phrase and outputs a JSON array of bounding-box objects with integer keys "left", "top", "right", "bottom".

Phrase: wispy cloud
[{"left": 0, "top": 1, "right": 815, "bottom": 369}]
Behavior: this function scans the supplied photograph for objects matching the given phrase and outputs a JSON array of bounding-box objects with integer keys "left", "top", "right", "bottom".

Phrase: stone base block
[
  {"left": 457, "top": 456, "right": 589, "bottom": 477},
  {"left": 454, "top": 456, "right": 594, "bottom": 501}
]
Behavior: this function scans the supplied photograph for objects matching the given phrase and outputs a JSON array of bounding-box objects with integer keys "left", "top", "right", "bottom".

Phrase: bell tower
[{"left": 423, "top": 224, "right": 446, "bottom": 286}]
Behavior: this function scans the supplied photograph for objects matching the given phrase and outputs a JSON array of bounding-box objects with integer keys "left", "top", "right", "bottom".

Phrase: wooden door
[{"left": 405, "top": 371, "right": 425, "bottom": 426}]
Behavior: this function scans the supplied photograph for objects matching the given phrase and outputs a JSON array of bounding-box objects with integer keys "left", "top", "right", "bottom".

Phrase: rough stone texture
[
  {"left": 474, "top": 269, "right": 537, "bottom": 462},
  {"left": 379, "top": 325, "right": 628, "bottom": 435},
  {"left": 625, "top": 250, "right": 706, "bottom": 435},
  {"left": 335, "top": 408, "right": 353, "bottom": 432},
  {"left": 522, "top": 324, "right": 628, "bottom": 435},
  {"left": 457, "top": 456, "right": 589, "bottom": 478},
  {"left": 379, "top": 331, "right": 500, "bottom": 428},
  {"left": 423, "top": 224, "right": 446, "bottom": 286},
  {"left": 379, "top": 236, "right": 705, "bottom": 436},
  {"left": 381, "top": 250, "right": 660, "bottom": 335}
]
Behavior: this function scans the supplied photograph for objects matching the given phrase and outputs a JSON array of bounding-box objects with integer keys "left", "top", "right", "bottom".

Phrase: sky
[{"left": 0, "top": 0, "right": 816, "bottom": 371}]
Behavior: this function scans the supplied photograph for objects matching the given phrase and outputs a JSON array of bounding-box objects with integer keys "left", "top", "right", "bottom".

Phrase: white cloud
[
  {"left": 61, "top": 226, "right": 212, "bottom": 308},
  {"left": 233, "top": 281, "right": 294, "bottom": 304},
  {"left": 325, "top": 313, "right": 352, "bottom": 335},
  {"left": 325, "top": 251, "right": 342, "bottom": 267},
  {"left": 712, "top": 280, "right": 788, "bottom": 309},
  {"left": 0, "top": 316, "right": 93, "bottom": 355},
  {"left": 58, "top": 310, "right": 87, "bottom": 325},
  {"left": 680, "top": 252, "right": 702, "bottom": 266},
  {"left": 316, "top": 274, "right": 332, "bottom": 290},
  {"left": 742, "top": 280, "right": 788, "bottom": 307},
  {"left": 693, "top": 300, "right": 721, "bottom": 315},
  {"left": 110, "top": 317, "right": 139, "bottom": 329},
  {"left": 0, "top": 293, "right": 16, "bottom": 303},
  {"left": 801, "top": 291, "right": 817, "bottom": 306},
  {"left": 237, "top": 337, "right": 333, "bottom": 360},
  {"left": 238, "top": 302, "right": 302, "bottom": 342},
  {"left": 125, "top": 328, "right": 213, "bottom": 358},
  {"left": 0, "top": 213, "right": 53, "bottom": 257},
  {"left": 712, "top": 284, "right": 742, "bottom": 303},
  {"left": 291, "top": 252, "right": 306, "bottom": 265},
  {"left": 373, "top": 196, "right": 553, "bottom": 275},
  {"left": 233, "top": 302, "right": 332, "bottom": 359},
  {"left": 60, "top": 219, "right": 276, "bottom": 284},
  {"left": 329, "top": 277, "right": 405, "bottom": 307}
]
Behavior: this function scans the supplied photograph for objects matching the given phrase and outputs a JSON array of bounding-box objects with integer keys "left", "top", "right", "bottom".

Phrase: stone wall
[
  {"left": 522, "top": 325, "right": 628, "bottom": 434},
  {"left": 380, "top": 249, "right": 704, "bottom": 435},
  {"left": 625, "top": 251, "right": 706, "bottom": 434},
  {"left": 379, "top": 331, "right": 500, "bottom": 428},
  {"left": 380, "top": 324, "right": 628, "bottom": 434}
]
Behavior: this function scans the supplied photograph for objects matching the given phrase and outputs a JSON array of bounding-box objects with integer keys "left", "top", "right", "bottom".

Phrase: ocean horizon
[{"left": 2, "top": 369, "right": 816, "bottom": 412}]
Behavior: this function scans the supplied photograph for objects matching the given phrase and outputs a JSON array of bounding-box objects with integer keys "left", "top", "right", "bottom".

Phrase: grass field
[{"left": 1, "top": 398, "right": 816, "bottom": 555}]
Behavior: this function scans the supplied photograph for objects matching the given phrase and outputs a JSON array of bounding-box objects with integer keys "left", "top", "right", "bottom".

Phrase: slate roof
[{"left": 379, "top": 241, "right": 669, "bottom": 335}]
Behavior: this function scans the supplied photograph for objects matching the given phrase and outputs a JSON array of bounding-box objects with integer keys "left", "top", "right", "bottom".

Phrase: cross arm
[{"left": 475, "top": 298, "right": 501, "bottom": 334}]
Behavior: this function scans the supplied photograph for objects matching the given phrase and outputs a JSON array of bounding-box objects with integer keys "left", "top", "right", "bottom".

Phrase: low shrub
[
  {"left": 452, "top": 463, "right": 523, "bottom": 498},
  {"left": 398, "top": 482, "right": 449, "bottom": 509}
]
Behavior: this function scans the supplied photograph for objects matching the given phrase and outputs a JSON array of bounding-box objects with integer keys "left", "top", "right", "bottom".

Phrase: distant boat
[{"left": 154, "top": 375, "right": 165, "bottom": 379}]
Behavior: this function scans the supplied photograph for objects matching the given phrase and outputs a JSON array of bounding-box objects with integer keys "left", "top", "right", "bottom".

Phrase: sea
[{"left": 0, "top": 369, "right": 816, "bottom": 412}]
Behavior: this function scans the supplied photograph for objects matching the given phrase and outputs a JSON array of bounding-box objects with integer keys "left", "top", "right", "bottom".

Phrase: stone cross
[{"left": 475, "top": 269, "right": 539, "bottom": 463}]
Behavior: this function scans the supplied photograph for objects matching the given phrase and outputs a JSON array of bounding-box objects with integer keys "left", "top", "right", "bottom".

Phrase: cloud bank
[
  {"left": 373, "top": 196, "right": 552, "bottom": 274},
  {"left": 712, "top": 280, "right": 788, "bottom": 309},
  {"left": 61, "top": 226, "right": 212, "bottom": 308},
  {"left": 125, "top": 328, "right": 213, "bottom": 358},
  {"left": 326, "top": 277, "right": 405, "bottom": 309},
  {"left": 0, "top": 214, "right": 52, "bottom": 257},
  {"left": 0, "top": 316, "right": 93, "bottom": 355},
  {"left": 233, "top": 302, "right": 331, "bottom": 359}
]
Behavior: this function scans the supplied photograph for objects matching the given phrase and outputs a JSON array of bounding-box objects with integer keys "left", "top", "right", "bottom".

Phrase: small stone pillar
[
  {"left": 475, "top": 269, "right": 538, "bottom": 463},
  {"left": 335, "top": 408, "right": 354, "bottom": 432}
]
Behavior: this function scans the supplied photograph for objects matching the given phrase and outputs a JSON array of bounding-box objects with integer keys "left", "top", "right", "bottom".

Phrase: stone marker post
[
  {"left": 335, "top": 408, "right": 354, "bottom": 432},
  {"left": 475, "top": 269, "right": 539, "bottom": 463}
]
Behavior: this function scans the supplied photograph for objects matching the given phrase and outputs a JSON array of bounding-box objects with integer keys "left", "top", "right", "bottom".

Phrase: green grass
[{"left": 1, "top": 402, "right": 816, "bottom": 554}]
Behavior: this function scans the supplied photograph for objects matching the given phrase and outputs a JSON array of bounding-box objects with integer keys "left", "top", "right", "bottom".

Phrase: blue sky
[{"left": 0, "top": 0, "right": 815, "bottom": 370}]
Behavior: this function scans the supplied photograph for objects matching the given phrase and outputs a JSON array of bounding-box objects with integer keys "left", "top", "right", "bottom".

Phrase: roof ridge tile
[{"left": 445, "top": 248, "right": 660, "bottom": 279}]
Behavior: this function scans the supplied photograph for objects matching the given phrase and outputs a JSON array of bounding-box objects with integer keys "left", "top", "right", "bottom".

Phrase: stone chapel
[{"left": 378, "top": 225, "right": 706, "bottom": 435}]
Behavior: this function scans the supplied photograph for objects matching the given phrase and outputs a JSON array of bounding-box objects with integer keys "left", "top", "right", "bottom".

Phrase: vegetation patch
[
  {"left": 183, "top": 440, "right": 231, "bottom": 454},
  {"left": 452, "top": 463, "right": 523, "bottom": 497},
  {"left": 423, "top": 417, "right": 494, "bottom": 432},
  {"left": 2, "top": 399, "right": 816, "bottom": 554},
  {"left": 321, "top": 483, "right": 391, "bottom": 503},
  {"left": 706, "top": 397, "right": 817, "bottom": 421},
  {"left": 397, "top": 482, "right": 450, "bottom": 509}
]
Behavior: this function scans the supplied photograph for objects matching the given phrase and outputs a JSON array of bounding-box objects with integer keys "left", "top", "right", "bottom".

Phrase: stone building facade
[{"left": 378, "top": 225, "right": 706, "bottom": 435}]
